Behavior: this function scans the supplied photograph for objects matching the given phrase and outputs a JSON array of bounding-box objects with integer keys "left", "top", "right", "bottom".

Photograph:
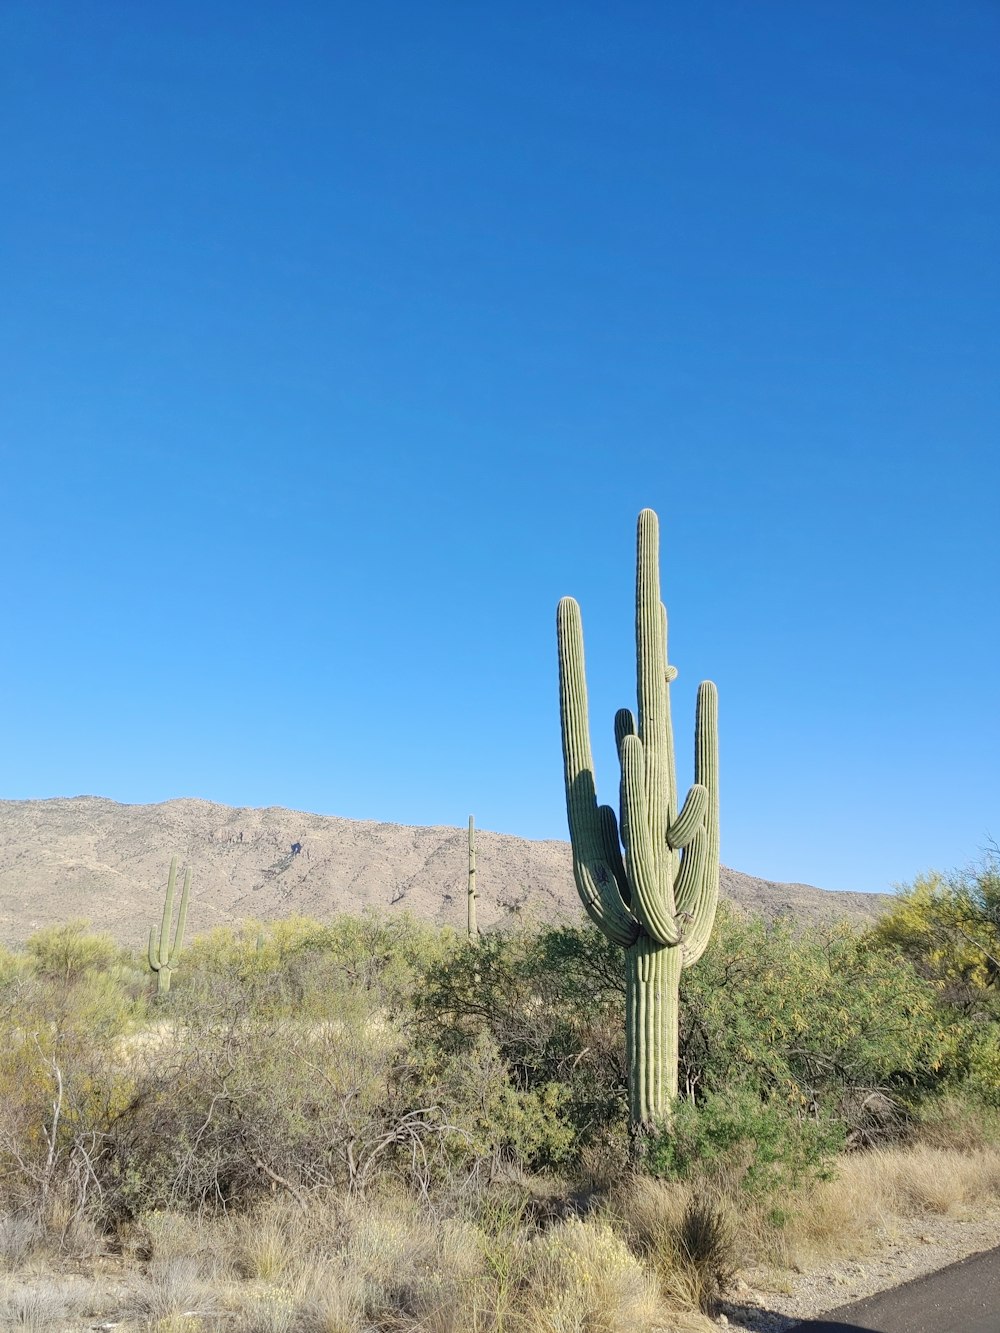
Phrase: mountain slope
[{"left": 0, "top": 796, "right": 888, "bottom": 946}]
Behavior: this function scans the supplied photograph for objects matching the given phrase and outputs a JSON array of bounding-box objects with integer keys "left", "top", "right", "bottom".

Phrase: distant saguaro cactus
[
  {"left": 147, "top": 856, "right": 191, "bottom": 996},
  {"left": 467, "top": 815, "right": 479, "bottom": 943},
  {"left": 557, "top": 509, "right": 719, "bottom": 1132}
]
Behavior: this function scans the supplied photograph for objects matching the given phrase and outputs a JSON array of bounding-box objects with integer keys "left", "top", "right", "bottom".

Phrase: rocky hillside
[{"left": 0, "top": 796, "right": 888, "bottom": 946}]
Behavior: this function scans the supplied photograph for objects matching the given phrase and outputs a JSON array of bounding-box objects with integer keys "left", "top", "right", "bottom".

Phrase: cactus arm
[
  {"left": 680, "top": 681, "right": 720, "bottom": 967},
  {"left": 614, "top": 708, "right": 636, "bottom": 751},
  {"left": 167, "top": 868, "right": 191, "bottom": 968},
  {"left": 597, "top": 805, "right": 630, "bottom": 907},
  {"left": 613, "top": 709, "right": 637, "bottom": 903},
  {"left": 158, "top": 857, "right": 177, "bottom": 968},
  {"left": 674, "top": 825, "right": 708, "bottom": 917},
  {"left": 666, "top": 784, "right": 708, "bottom": 850},
  {"left": 558, "top": 597, "right": 640, "bottom": 947},
  {"left": 620, "top": 734, "right": 682, "bottom": 946},
  {"left": 696, "top": 681, "right": 720, "bottom": 875},
  {"left": 148, "top": 925, "right": 161, "bottom": 972}
]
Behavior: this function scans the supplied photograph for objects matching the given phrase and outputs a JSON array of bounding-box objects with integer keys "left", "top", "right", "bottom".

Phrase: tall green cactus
[
  {"left": 147, "top": 856, "right": 191, "bottom": 996},
  {"left": 467, "top": 815, "right": 479, "bottom": 943},
  {"left": 557, "top": 508, "right": 719, "bottom": 1131}
]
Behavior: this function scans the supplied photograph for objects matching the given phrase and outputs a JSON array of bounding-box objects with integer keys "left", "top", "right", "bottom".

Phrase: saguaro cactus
[
  {"left": 557, "top": 509, "right": 719, "bottom": 1131},
  {"left": 147, "top": 856, "right": 191, "bottom": 996},
  {"left": 467, "top": 815, "right": 479, "bottom": 942}
]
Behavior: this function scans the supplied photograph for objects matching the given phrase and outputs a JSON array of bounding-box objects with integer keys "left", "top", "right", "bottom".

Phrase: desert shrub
[
  {"left": 417, "top": 923, "right": 629, "bottom": 1163},
  {"left": 640, "top": 1090, "right": 842, "bottom": 1194},
  {"left": 0, "top": 897, "right": 986, "bottom": 1244},
  {"left": 25, "top": 921, "right": 122, "bottom": 985},
  {"left": 0, "top": 943, "right": 30, "bottom": 989},
  {"left": 182, "top": 912, "right": 459, "bottom": 1022},
  {"left": 518, "top": 1214, "right": 662, "bottom": 1331},
  {"left": 866, "top": 857, "right": 1000, "bottom": 1107},
  {"left": 870, "top": 855, "right": 1000, "bottom": 1004},
  {"left": 419, "top": 907, "right": 954, "bottom": 1182},
  {"left": 96, "top": 988, "right": 571, "bottom": 1217},
  {"left": 965, "top": 1028, "right": 1000, "bottom": 1107},
  {"left": 0, "top": 936, "right": 142, "bottom": 1223},
  {"left": 680, "top": 908, "right": 951, "bottom": 1152}
]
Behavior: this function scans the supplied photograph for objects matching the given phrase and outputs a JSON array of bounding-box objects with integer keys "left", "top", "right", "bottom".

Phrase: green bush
[
  {"left": 416, "top": 922, "right": 628, "bottom": 1164},
  {"left": 681, "top": 907, "right": 951, "bottom": 1148},
  {"left": 639, "top": 1090, "right": 842, "bottom": 1194}
]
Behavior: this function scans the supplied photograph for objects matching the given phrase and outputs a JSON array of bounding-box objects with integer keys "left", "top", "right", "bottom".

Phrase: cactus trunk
[
  {"left": 147, "top": 857, "right": 191, "bottom": 997},
  {"left": 626, "top": 935, "right": 682, "bottom": 1127},
  {"left": 467, "top": 815, "right": 479, "bottom": 943}
]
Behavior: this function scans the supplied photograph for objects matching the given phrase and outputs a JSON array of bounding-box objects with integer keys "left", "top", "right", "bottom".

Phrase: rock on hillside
[{"left": 0, "top": 796, "right": 888, "bottom": 947}]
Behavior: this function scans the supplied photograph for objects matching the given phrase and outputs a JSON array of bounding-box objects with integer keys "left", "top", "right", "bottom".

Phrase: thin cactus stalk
[
  {"left": 147, "top": 856, "right": 191, "bottom": 996},
  {"left": 467, "top": 815, "right": 479, "bottom": 943},
  {"left": 557, "top": 508, "right": 719, "bottom": 1133}
]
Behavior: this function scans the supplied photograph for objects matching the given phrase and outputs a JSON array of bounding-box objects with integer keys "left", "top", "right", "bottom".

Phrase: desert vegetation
[{"left": 1, "top": 854, "right": 999, "bottom": 1331}]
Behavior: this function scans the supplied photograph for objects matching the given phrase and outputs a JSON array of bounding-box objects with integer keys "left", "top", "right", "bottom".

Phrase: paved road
[{"left": 787, "top": 1244, "right": 1000, "bottom": 1332}]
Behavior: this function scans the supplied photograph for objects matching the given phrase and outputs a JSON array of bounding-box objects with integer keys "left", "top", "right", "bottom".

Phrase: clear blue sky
[{"left": 2, "top": 3, "right": 997, "bottom": 894}]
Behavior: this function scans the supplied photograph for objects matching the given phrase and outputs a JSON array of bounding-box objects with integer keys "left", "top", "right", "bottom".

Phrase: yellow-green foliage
[
  {"left": 686, "top": 910, "right": 954, "bottom": 1086},
  {"left": 0, "top": 939, "right": 30, "bottom": 987},
  {"left": 26, "top": 920, "right": 121, "bottom": 984},
  {"left": 967, "top": 1028, "right": 1000, "bottom": 1106},
  {"left": 183, "top": 912, "right": 461, "bottom": 1021},
  {"left": 872, "top": 867, "right": 1000, "bottom": 993},
  {"left": 0, "top": 925, "right": 140, "bottom": 1215}
]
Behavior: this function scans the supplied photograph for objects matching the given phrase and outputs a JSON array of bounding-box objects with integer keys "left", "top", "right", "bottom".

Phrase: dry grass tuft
[
  {"left": 288, "top": 1259, "right": 365, "bottom": 1333},
  {"left": 517, "top": 1214, "right": 664, "bottom": 1332},
  {"left": 874, "top": 1144, "right": 1000, "bottom": 1216},
  {"left": 608, "top": 1176, "right": 737, "bottom": 1315},
  {"left": 231, "top": 1204, "right": 300, "bottom": 1282},
  {"left": 0, "top": 1214, "right": 41, "bottom": 1271},
  {"left": 127, "top": 1253, "right": 218, "bottom": 1326},
  {"left": 0, "top": 1276, "right": 84, "bottom": 1332},
  {"left": 674, "top": 1195, "right": 739, "bottom": 1310}
]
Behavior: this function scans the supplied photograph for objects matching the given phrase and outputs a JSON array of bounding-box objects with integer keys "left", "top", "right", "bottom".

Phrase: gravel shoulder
[{"left": 715, "top": 1204, "right": 1000, "bottom": 1330}]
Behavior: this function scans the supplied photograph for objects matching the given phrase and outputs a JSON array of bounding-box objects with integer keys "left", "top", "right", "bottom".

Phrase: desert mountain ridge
[{"left": 0, "top": 795, "right": 889, "bottom": 946}]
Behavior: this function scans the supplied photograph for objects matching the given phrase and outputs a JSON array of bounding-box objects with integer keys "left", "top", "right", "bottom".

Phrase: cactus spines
[
  {"left": 467, "top": 815, "right": 479, "bottom": 943},
  {"left": 557, "top": 508, "right": 719, "bottom": 1132},
  {"left": 147, "top": 856, "right": 191, "bottom": 996}
]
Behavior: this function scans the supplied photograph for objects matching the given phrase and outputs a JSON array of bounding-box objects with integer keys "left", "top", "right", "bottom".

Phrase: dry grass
[
  {"left": 213, "top": 1190, "right": 709, "bottom": 1333},
  {"left": 610, "top": 1176, "right": 738, "bottom": 1315},
  {"left": 516, "top": 1214, "right": 666, "bottom": 1332},
  {"left": 0, "top": 1275, "right": 86, "bottom": 1331},
  {"left": 863, "top": 1143, "right": 1000, "bottom": 1215},
  {"left": 2, "top": 1144, "right": 999, "bottom": 1331},
  {"left": 0, "top": 1213, "right": 41, "bottom": 1270},
  {"left": 231, "top": 1206, "right": 300, "bottom": 1282},
  {"left": 741, "top": 1142, "right": 1000, "bottom": 1272},
  {"left": 127, "top": 1253, "right": 218, "bottom": 1324}
]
